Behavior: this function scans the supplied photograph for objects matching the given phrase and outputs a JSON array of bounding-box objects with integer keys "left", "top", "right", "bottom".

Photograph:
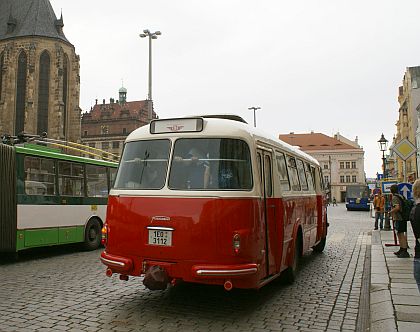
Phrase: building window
[
  {"left": 352, "top": 175, "right": 357, "bottom": 183},
  {"left": 101, "top": 142, "right": 109, "bottom": 150},
  {"left": 122, "top": 127, "right": 127, "bottom": 135},
  {"left": 345, "top": 162, "right": 350, "bottom": 169},
  {"left": 351, "top": 161, "right": 356, "bottom": 169},
  {"left": 15, "top": 51, "right": 27, "bottom": 134},
  {"left": 37, "top": 51, "right": 50, "bottom": 135},
  {"left": 340, "top": 175, "right": 345, "bottom": 183},
  {"left": 340, "top": 162, "right": 344, "bottom": 169},
  {"left": 324, "top": 175, "right": 329, "bottom": 185},
  {"left": 346, "top": 175, "right": 351, "bottom": 183},
  {"left": 112, "top": 141, "right": 120, "bottom": 149},
  {"left": 62, "top": 55, "right": 69, "bottom": 137},
  {"left": 101, "top": 125, "right": 109, "bottom": 135},
  {"left": 0, "top": 52, "right": 4, "bottom": 101},
  {"left": 88, "top": 143, "right": 96, "bottom": 148},
  {"left": 84, "top": 130, "right": 88, "bottom": 136},
  {"left": 324, "top": 164, "right": 329, "bottom": 169}
]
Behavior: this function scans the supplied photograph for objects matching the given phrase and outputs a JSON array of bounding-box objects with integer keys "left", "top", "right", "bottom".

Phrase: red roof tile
[{"left": 279, "top": 132, "right": 357, "bottom": 151}]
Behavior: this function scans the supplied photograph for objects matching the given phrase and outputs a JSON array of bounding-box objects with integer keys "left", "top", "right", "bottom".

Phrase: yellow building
[{"left": 394, "top": 67, "right": 420, "bottom": 182}]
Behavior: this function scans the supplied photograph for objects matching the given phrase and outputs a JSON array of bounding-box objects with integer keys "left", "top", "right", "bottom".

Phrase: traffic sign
[
  {"left": 392, "top": 139, "right": 416, "bottom": 160},
  {"left": 377, "top": 173, "right": 384, "bottom": 180},
  {"left": 397, "top": 182, "right": 413, "bottom": 200},
  {"left": 381, "top": 180, "right": 397, "bottom": 194}
]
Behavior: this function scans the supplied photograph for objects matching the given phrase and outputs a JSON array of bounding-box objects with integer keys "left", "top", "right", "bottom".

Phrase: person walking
[
  {"left": 409, "top": 179, "right": 420, "bottom": 291},
  {"left": 332, "top": 197, "right": 337, "bottom": 206},
  {"left": 373, "top": 191, "right": 385, "bottom": 230},
  {"left": 390, "top": 184, "right": 410, "bottom": 258}
]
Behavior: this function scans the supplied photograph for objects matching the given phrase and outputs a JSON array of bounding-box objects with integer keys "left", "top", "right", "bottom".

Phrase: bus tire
[
  {"left": 82, "top": 218, "right": 102, "bottom": 251},
  {"left": 313, "top": 237, "right": 326, "bottom": 253},
  {"left": 283, "top": 234, "right": 302, "bottom": 284}
]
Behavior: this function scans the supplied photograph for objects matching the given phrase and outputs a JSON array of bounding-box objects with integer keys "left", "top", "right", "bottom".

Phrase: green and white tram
[{"left": 0, "top": 141, "right": 118, "bottom": 254}]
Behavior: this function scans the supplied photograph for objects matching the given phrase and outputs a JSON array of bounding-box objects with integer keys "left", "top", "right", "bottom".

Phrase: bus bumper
[
  {"left": 100, "top": 251, "right": 133, "bottom": 273},
  {"left": 192, "top": 264, "right": 258, "bottom": 277}
]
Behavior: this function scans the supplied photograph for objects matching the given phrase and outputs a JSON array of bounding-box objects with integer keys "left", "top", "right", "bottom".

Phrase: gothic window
[
  {"left": 15, "top": 51, "right": 27, "bottom": 134},
  {"left": 37, "top": 51, "right": 50, "bottom": 135},
  {"left": 62, "top": 55, "right": 69, "bottom": 137},
  {"left": 0, "top": 52, "right": 4, "bottom": 101},
  {"left": 101, "top": 125, "right": 109, "bottom": 134}
]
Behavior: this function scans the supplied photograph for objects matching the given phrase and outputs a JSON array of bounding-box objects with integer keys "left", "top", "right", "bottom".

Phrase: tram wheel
[
  {"left": 82, "top": 218, "right": 101, "bottom": 251},
  {"left": 283, "top": 235, "right": 302, "bottom": 284}
]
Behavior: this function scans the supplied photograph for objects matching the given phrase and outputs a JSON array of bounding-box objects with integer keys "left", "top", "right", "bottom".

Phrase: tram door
[{"left": 257, "top": 149, "right": 277, "bottom": 277}]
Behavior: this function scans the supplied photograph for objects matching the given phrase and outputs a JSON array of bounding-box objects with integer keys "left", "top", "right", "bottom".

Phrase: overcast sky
[{"left": 51, "top": 0, "right": 420, "bottom": 178}]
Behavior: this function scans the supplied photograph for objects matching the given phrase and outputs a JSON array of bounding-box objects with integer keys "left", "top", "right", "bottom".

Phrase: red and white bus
[{"left": 101, "top": 115, "right": 328, "bottom": 291}]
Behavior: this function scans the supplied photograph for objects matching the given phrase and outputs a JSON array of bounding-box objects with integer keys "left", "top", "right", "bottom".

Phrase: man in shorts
[{"left": 390, "top": 184, "right": 409, "bottom": 258}]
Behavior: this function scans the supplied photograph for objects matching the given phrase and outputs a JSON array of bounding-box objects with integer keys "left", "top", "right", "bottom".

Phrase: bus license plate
[{"left": 148, "top": 230, "right": 172, "bottom": 246}]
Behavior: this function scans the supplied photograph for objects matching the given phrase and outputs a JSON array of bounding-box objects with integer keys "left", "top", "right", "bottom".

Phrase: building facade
[
  {"left": 81, "top": 88, "right": 156, "bottom": 159},
  {"left": 0, "top": 0, "right": 81, "bottom": 142},
  {"left": 279, "top": 132, "right": 365, "bottom": 202},
  {"left": 394, "top": 66, "right": 420, "bottom": 182}
]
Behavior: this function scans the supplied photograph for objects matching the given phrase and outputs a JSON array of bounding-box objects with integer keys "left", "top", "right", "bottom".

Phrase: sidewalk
[{"left": 370, "top": 228, "right": 420, "bottom": 332}]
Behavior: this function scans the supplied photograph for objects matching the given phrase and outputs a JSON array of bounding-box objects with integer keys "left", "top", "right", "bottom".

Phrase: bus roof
[
  {"left": 126, "top": 115, "right": 320, "bottom": 166},
  {"left": 14, "top": 144, "right": 118, "bottom": 168}
]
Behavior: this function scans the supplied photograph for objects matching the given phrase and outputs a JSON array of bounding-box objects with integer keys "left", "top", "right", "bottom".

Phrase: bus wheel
[
  {"left": 82, "top": 219, "right": 101, "bottom": 251},
  {"left": 283, "top": 236, "right": 301, "bottom": 284},
  {"left": 313, "top": 237, "right": 326, "bottom": 253}
]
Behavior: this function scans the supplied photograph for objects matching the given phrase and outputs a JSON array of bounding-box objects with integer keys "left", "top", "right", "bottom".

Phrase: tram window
[
  {"left": 24, "top": 156, "right": 56, "bottom": 195},
  {"left": 86, "top": 165, "right": 108, "bottom": 197},
  {"left": 114, "top": 139, "right": 170, "bottom": 190},
  {"left": 275, "top": 152, "right": 290, "bottom": 191},
  {"left": 109, "top": 168, "right": 117, "bottom": 189},
  {"left": 287, "top": 156, "right": 301, "bottom": 191},
  {"left": 305, "top": 163, "right": 314, "bottom": 191},
  {"left": 58, "top": 161, "right": 85, "bottom": 196},
  {"left": 169, "top": 138, "right": 252, "bottom": 190}
]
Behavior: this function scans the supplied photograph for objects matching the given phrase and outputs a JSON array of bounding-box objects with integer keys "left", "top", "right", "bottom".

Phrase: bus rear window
[
  {"left": 168, "top": 138, "right": 252, "bottom": 190},
  {"left": 114, "top": 139, "right": 170, "bottom": 189}
]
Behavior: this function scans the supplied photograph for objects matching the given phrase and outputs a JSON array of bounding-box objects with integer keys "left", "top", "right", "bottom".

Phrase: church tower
[{"left": 0, "top": 0, "right": 81, "bottom": 142}]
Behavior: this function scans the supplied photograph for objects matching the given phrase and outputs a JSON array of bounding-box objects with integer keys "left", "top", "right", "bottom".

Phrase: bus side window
[
  {"left": 275, "top": 152, "right": 290, "bottom": 192},
  {"left": 287, "top": 156, "right": 301, "bottom": 191},
  {"left": 296, "top": 159, "right": 308, "bottom": 191},
  {"left": 305, "top": 163, "right": 314, "bottom": 191},
  {"left": 24, "top": 156, "right": 55, "bottom": 195},
  {"left": 86, "top": 165, "right": 108, "bottom": 197},
  {"left": 58, "top": 161, "right": 85, "bottom": 197},
  {"left": 264, "top": 154, "right": 273, "bottom": 197}
]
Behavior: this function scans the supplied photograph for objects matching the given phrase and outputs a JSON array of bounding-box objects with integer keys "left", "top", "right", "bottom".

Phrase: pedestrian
[
  {"left": 409, "top": 179, "right": 420, "bottom": 291},
  {"left": 373, "top": 191, "right": 385, "bottom": 230},
  {"left": 390, "top": 184, "right": 410, "bottom": 258},
  {"left": 332, "top": 197, "right": 337, "bottom": 206}
]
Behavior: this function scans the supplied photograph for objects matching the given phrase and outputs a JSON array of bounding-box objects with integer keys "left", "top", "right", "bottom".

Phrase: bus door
[{"left": 257, "top": 149, "right": 277, "bottom": 277}]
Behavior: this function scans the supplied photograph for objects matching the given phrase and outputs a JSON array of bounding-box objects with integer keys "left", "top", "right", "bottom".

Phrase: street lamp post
[
  {"left": 248, "top": 106, "right": 261, "bottom": 127},
  {"left": 139, "top": 29, "right": 161, "bottom": 122},
  {"left": 378, "top": 133, "right": 391, "bottom": 230}
]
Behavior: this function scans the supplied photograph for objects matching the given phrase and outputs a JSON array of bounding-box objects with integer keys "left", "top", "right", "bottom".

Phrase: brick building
[
  {"left": 0, "top": 0, "right": 81, "bottom": 142},
  {"left": 81, "top": 87, "right": 156, "bottom": 159},
  {"left": 279, "top": 132, "right": 366, "bottom": 202}
]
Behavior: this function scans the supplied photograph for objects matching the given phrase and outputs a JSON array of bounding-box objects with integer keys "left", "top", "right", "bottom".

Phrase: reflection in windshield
[{"left": 114, "top": 140, "right": 170, "bottom": 189}]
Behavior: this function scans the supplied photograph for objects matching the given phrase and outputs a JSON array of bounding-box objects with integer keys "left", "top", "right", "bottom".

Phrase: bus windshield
[
  {"left": 169, "top": 138, "right": 252, "bottom": 190},
  {"left": 114, "top": 139, "right": 171, "bottom": 189},
  {"left": 346, "top": 185, "right": 369, "bottom": 199}
]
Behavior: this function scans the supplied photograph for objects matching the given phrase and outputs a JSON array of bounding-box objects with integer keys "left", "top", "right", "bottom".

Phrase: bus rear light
[
  {"left": 233, "top": 233, "right": 241, "bottom": 254},
  {"left": 101, "top": 224, "right": 108, "bottom": 246},
  {"left": 106, "top": 268, "right": 113, "bottom": 277},
  {"left": 224, "top": 280, "right": 233, "bottom": 291}
]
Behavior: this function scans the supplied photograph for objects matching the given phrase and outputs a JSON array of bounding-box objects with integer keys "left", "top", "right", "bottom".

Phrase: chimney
[
  {"left": 95, "top": 99, "right": 98, "bottom": 105},
  {"left": 103, "top": 99, "right": 105, "bottom": 105}
]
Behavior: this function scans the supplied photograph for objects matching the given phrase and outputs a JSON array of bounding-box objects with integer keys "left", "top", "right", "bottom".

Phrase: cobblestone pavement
[{"left": 0, "top": 204, "right": 373, "bottom": 332}]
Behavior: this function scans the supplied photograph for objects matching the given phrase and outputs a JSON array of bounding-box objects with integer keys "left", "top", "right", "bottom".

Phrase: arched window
[
  {"left": 0, "top": 52, "right": 4, "bottom": 101},
  {"left": 15, "top": 51, "right": 27, "bottom": 134},
  {"left": 62, "top": 55, "right": 69, "bottom": 137},
  {"left": 37, "top": 51, "right": 50, "bottom": 135}
]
